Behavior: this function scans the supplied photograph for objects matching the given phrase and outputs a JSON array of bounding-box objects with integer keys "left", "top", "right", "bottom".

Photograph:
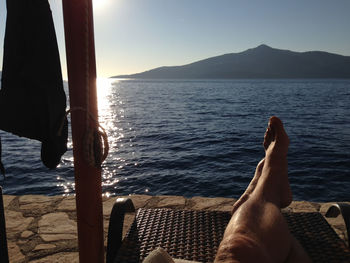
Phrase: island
[{"left": 112, "top": 45, "right": 350, "bottom": 79}]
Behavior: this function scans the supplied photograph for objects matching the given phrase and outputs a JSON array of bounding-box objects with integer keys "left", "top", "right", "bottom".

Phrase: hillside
[{"left": 112, "top": 45, "right": 350, "bottom": 79}]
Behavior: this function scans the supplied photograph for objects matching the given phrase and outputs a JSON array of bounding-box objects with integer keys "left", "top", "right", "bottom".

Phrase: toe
[{"left": 268, "top": 116, "right": 289, "bottom": 145}]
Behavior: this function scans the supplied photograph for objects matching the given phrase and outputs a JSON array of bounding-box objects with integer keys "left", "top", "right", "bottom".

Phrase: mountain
[{"left": 112, "top": 45, "right": 350, "bottom": 79}]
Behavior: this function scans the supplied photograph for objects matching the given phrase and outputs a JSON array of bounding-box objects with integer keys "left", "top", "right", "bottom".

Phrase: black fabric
[{"left": 0, "top": 0, "right": 68, "bottom": 169}]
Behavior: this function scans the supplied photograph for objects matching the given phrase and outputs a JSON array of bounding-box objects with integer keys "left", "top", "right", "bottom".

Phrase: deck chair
[
  {"left": 0, "top": 187, "right": 9, "bottom": 263},
  {"left": 107, "top": 198, "right": 350, "bottom": 263}
]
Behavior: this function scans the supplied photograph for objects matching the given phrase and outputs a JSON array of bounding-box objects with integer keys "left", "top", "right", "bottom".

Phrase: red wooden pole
[{"left": 61, "top": 1, "right": 104, "bottom": 262}]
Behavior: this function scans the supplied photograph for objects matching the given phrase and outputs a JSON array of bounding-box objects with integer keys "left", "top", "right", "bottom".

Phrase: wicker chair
[{"left": 107, "top": 198, "right": 350, "bottom": 263}]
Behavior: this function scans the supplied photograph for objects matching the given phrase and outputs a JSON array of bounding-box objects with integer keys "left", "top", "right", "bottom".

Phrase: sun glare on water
[{"left": 96, "top": 77, "right": 115, "bottom": 112}]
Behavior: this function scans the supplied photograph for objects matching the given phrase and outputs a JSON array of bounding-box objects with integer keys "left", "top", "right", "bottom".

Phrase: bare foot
[
  {"left": 261, "top": 116, "right": 292, "bottom": 208},
  {"left": 264, "top": 116, "right": 289, "bottom": 156}
]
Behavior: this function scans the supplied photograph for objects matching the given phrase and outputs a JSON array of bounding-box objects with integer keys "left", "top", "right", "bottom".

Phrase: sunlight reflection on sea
[{"left": 56, "top": 78, "right": 128, "bottom": 197}]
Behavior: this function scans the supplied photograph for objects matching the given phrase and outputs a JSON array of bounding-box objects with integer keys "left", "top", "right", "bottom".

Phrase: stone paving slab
[{"left": 3, "top": 194, "right": 349, "bottom": 262}]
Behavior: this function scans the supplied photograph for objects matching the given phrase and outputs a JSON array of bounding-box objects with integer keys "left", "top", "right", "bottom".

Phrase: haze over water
[{"left": 1, "top": 79, "right": 350, "bottom": 202}]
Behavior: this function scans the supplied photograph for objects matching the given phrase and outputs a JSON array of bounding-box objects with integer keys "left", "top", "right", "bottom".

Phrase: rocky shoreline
[{"left": 3, "top": 194, "right": 349, "bottom": 262}]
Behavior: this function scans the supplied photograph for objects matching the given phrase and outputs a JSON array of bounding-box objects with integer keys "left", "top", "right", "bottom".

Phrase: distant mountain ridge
[{"left": 112, "top": 45, "right": 350, "bottom": 79}]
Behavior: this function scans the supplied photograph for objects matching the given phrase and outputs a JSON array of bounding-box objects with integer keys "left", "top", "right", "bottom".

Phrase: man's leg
[{"left": 215, "top": 117, "right": 311, "bottom": 263}]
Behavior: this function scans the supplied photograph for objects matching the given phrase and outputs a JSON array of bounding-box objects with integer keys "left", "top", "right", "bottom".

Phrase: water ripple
[{"left": 1, "top": 79, "right": 350, "bottom": 201}]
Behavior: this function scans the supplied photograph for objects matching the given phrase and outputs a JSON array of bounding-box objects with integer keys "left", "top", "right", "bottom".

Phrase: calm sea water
[{"left": 1, "top": 79, "right": 349, "bottom": 202}]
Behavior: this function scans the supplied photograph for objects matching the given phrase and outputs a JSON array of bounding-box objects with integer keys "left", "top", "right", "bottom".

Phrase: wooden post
[{"left": 61, "top": 0, "right": 104, "bottom": 262}]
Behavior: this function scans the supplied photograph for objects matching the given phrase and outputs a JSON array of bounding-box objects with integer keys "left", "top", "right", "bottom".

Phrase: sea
[{"left": 1, "top": 79, "right": 349, "bottom": 202}]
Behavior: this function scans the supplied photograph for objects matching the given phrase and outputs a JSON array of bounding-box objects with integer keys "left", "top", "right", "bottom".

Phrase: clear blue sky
[{"left": 1, "top": 0, "right": 350, "bottom": 78}]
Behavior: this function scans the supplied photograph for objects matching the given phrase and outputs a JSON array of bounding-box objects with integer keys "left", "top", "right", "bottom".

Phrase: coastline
[{"left": 3, "top": 194, "right": 349, "bottom": 262}]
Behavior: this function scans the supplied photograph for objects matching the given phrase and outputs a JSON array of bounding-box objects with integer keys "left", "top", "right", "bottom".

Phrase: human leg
[{"left": 215, "top": 117, "right": 311, "bottom": 263}]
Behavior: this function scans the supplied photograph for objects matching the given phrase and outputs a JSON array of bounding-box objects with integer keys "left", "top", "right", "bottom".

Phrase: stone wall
[{"left": 2, "top": 195, "right": 349, "bottom": 262}]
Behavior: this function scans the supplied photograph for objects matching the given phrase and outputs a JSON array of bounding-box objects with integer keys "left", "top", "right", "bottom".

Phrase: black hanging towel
[{"left": 0, "top": 0, "right": 68, "bottom": 169}]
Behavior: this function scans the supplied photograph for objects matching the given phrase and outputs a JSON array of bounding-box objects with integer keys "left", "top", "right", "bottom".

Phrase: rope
[{"left": 58, "top": 107, "right": 109, "bottom": 168}]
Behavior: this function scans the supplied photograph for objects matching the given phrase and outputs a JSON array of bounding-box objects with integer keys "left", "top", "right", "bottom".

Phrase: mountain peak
[
  {"left": 243, "top": 44, "right": 274, "bottom": 54},
  {"left": 255, "top": 44, "right": 273, "bottom": 50}
]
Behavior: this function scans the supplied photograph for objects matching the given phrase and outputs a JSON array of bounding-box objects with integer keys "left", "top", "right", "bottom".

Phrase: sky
[{"left": 0, "top": 0, "right": 350, "bottom": 79}]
